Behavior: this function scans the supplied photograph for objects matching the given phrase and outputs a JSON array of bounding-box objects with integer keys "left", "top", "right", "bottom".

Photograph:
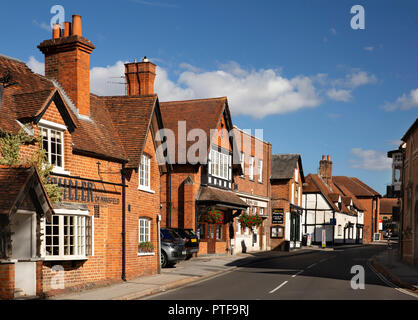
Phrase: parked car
[
  {"left": 169, "top": 228, "right": 200, "bottom": 259},
  {"left": 160, "top": 228, "right": 187, "bottom": 268}
]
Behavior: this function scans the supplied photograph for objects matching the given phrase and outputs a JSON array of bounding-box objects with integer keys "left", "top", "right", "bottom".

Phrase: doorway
[{"left": 10, "top": 211, "right": 37, "bottom": 297}]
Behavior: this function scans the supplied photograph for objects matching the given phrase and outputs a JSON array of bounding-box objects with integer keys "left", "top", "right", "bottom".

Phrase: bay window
[
  {"left": 210, "top": 149, "right": 231, "bottom": 180},
  {"left": 41, "top": 211, "right": 93, "bottom": 260}
]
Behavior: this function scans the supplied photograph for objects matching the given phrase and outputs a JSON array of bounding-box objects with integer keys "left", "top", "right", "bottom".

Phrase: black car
[
  {"left": 160, "top": 228, "right": 186, "bottom": 268},
  {"left": 169, "top": 228, "right": 199, "bottom": 259}
]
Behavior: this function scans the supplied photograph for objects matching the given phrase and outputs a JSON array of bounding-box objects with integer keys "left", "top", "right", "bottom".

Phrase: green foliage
[{"left": 0, "top": 125, "right": 63, "bottom": 203}]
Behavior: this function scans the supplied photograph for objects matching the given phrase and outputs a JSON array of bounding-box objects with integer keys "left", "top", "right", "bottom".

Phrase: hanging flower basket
[
  {"left": 200, "top": 209, "right": 224, "bottom": 224},
  {"left": 239, "top": 213, "right": 263, "bottom": 229}
]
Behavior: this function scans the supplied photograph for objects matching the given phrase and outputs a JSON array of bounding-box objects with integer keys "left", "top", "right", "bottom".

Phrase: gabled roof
[
  {"left": 333, "top": 176, "right": 381, "bottom": 198},
  {"left": 303, "top": 174, "right": 352, "bottom": 214},
  {"left": 0, "top": 165, "right": 54, "bottom": 220},
  {"left": 271, "top": 154, "right": 305, "bottom": 182},
  {"left": 159, "top": 97, "right": 230, "bottom": 157},
  {"left": 101, "top": 94, "right": 160, "bottom": 169},
  {"left": 401, "top": 118, "right": 418, "bottom": 142},
  {"left": 0, "top": 54, "right": 162, "bottom": 167}
]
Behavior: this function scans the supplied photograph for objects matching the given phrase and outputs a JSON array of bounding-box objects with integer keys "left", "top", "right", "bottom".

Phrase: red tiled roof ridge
[{"left": 160, "top": 96, "right": 227, "bottom": 104}]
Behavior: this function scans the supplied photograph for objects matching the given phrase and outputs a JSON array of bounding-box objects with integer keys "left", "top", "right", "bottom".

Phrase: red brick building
[
  {"left": 232, "top": 127, "right": 272, "bottom": 254},
  {"left": 159, "top": 98, "right": 248, "bottom": 255},
  {"left": 398, "top": 118, "right": 418, "bottom": 265},
  {"left": 269, "top": 154, "right": 305, "bottom": 250},
  {"left": 0, "top": 15, "right": 165, "bottom": 298}
]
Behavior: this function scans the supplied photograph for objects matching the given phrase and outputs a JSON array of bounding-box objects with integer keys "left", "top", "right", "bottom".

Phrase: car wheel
[{"left": 161, "top": 251, "right": 168, "bottom": 268}]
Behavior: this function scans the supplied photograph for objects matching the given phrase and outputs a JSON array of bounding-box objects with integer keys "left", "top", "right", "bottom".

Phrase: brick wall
[{"left": 0, "top": 263, "right": 14, "bottom": 299}]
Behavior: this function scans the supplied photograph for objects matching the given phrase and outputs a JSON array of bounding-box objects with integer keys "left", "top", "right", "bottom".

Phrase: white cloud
[
  {"left": 32, "top": 20, "right": 51, "bottom": 32},
  {"left": 326, "top": 88, "right": 352, "bottom": 102},
  {"left": 90, "top": 61, "right": 127, "bottom": 96},
  {"left": 364, "top": 46, "right": 374, "bottom": 52},
  {"left": 349, "top": 148, "right": 392, "bottom": 171},
  {"left": 382, "top": 88, "right": 418, "bottom": 111},
  {"left": 330, "top": 28, "right": 337, "bottom": 35},
  {"left": 27, "top": 56, "right": 45, "bottom": 75}
]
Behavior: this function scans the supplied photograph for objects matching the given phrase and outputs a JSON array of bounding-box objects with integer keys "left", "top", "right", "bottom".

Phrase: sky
[{"left": 1, "top": 0, "right": 417, "bottom": 195}]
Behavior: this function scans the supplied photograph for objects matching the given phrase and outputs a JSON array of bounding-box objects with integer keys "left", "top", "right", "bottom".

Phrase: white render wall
[{"left": 302, "top": 193, "right": 362, "bottom": 244}]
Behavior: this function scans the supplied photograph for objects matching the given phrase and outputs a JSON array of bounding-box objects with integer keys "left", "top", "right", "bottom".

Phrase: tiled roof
[
  {"left": 101, "top": 94, "right": 158, "bottom": 168},
  {"left": 0, "top": 54, "right": 159, "bottom": 166},
  {"left": 271, "top": 154, "right": 304, "bottom": 182},
  {"left": 159, "top": 97, "right": 227, "bottom": 154},
  {"left": 304, "top": 174, "right": 353, "bottom": 214},
  {"left": 333, "top": 176, "right": 381, "bottom": 197},
  {"left": 0, "top": 165, "right": 53, "bottom": 218},
  {"left": 197, "top": 186, "right": 248, "bottom": 209}
]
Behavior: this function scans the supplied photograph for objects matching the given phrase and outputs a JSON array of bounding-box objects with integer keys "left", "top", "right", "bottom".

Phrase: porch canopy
[
  {"left": 0, "top": 165, "right": 54, "bottom": 221},
  {"left": 197, "top": 186, "right": 248, "bottom": 218}
]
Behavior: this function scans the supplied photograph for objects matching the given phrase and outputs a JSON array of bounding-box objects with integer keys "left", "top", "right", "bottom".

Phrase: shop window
[
  {"left": 216, "top": 225, "right": 223, "bottom": 240},
  {"left": 198, "top": 223, "right": 206, "bottom": 240},
  {"left": 338, "top": 225, "right": 342, "bottom": 236},
  {"left": 139, "top": 154, "right": 151, "bottom": 191},
  {"left": 42, "top": 213, "right": 92, "bottom": 260},
  {"left": 40, "top": 125, "right": 65, "bottom": 172}
]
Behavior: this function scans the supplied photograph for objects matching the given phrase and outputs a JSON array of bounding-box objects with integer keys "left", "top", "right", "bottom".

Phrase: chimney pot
[
  {"left": 72, "top": 14, "right": 82, "bottom": 36},
  {"left": 322, "top": 155, "right": 326, "bottom": 161},
  {"left": 52, "top": 24, "right": 61, "bottom": 39},
  {"left": 327, "top": 155, "right": 331, "bottom": 161},
  {"left": 63, "top": 22, "right": 71, "bottom": 37}
]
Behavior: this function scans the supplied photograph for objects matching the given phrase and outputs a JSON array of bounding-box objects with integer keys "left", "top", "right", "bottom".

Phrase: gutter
[{"left": 121, "top": 163, "right": 126, "bottom": 281}]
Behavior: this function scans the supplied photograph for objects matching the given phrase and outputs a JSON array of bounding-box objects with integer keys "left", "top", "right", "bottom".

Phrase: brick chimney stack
[
  {"left": 319, "top": 154, "right": 333, "bottom": 185},
  {"left": 38, "top": 14, "right": 95, "bottom": 118},
  {"left": 125, "top": 57, "right": 156, "bottom": 96}
]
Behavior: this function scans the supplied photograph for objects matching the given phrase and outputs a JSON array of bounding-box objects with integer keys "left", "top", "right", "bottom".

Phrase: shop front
[{"left": 196, "top": 186, "right": 248, "bottom": 255}]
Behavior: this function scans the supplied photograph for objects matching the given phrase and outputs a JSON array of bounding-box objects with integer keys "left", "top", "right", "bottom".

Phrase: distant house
[
  {"left": 302, "top": 155, "right": 365, "bottom": 245},
  {"left": 269, "top": 154, "right": 305, "bottom": 251}
]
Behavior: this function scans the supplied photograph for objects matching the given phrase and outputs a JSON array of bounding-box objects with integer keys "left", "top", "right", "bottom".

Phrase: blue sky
[{"left": 1, "top": 0, "right": 417, "bottom": 194}]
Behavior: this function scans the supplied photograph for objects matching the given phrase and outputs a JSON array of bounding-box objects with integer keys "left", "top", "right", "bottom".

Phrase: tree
[{"left": 0, "top": 125, "right": 63, "bottom": 203}]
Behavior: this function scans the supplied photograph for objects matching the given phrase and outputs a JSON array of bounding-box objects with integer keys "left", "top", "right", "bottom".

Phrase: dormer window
[{"left": 38, "top": 119, "right": 67, "bottom": 174}]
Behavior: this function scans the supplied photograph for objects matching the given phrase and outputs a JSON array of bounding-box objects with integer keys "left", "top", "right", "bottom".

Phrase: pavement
[
  {"left": 45, "top": 242, "right": 418, "bottom": 300},
  {"left": 370, "top": 241, "right": 418, "bottom": 295}
]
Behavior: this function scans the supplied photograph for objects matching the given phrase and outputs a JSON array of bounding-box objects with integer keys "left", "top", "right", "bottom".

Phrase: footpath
[{"left": 370, "top": 242, "right": 418, "bottom": 296}]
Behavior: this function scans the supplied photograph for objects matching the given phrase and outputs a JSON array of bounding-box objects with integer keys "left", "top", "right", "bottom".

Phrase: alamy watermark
[
  {"left": 351, "top": 5, "right": 365, "bottom": 30},
  {"left": 350, "top": 265, "right": 365, "bottom": 290}
]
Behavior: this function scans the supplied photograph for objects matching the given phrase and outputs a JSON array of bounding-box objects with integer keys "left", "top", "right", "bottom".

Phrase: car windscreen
[{"left": 161, "top": 229, "right": 179, "bottom": 240}]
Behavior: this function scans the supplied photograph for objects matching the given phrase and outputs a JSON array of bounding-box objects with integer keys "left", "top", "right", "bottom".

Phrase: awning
[{"left": 197, "top": 186, "right": 249, "bottom": 210}]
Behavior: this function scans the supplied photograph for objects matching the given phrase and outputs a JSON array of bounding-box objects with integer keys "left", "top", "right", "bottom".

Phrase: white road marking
[
  {"left": 307, "top": 263, "right": 317, "bottom": 269},
  {"left": 269, "top": 281, "right": 288, "bottom": 294},
  {"left": 292, "top": 270, "right": 304, "bottom": 278}
]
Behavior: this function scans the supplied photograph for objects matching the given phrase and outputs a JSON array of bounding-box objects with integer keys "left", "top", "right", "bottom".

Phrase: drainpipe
[
  {"left": 168, "top": 171, "right": 172, "bottom": 228},
  {"left": 121, "top": 163, "right": 126, "bottom": 281}
]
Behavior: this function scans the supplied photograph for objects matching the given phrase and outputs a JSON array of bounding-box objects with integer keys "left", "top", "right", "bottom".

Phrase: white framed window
[
  {"left": 41, "top": 211, "right": 92, "bottom": 260},
  {"left": 210, "top": 149, "right": 231, "bottom": 180},
  {"left": 139, "top": 154, "right": 153, "bottom": 192},
  {"left": 258, "top": 159, "right": 263, "bottom": 182},
  {"left": 138, "top": 218, "right": 151, "bottom": 244},
  {"left": 39, "top": 124, "right": 65, "bottom": 173},
  {"left": 240, "top": 152, "right": 245, "bottom": 177},
  {"left": 236, "top": 218, "right": 241, "bottom": 235},
  {"left": 260, "top": 208, "right": 264, "bottom": 216},
  {"left": 252, "top": 207, "right": 257, "bottom": 215},
  {"left": 249, "top": 156, "right": 254, "bottom": 180}
]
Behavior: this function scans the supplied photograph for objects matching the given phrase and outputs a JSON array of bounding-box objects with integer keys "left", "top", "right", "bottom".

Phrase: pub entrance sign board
[{"left": 272, "top": 208, "right": 284, "bottom": 224}]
